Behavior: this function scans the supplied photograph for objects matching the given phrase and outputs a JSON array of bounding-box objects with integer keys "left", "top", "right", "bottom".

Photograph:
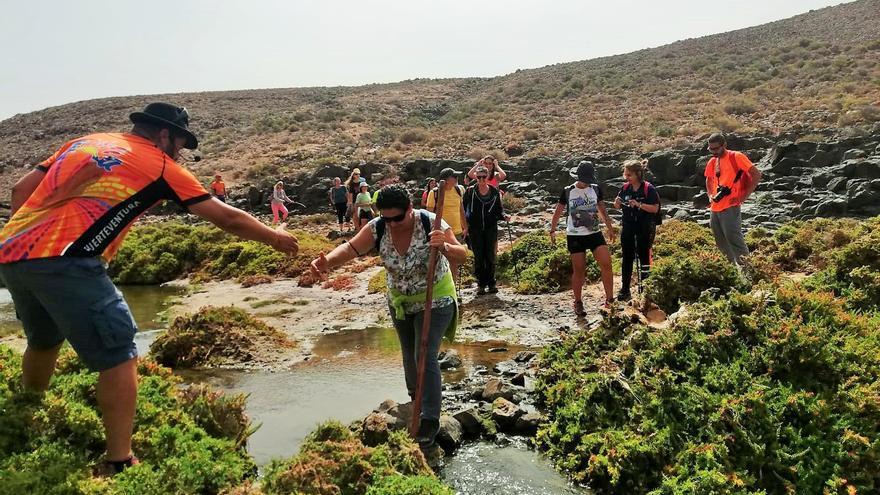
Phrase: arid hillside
[{"left": 0, "top": 0, "right": 878, "bottom": 196}]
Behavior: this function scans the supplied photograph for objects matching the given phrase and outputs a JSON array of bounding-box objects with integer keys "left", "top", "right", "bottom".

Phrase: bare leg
[
  {"left": 97, "top": 358, "right": 138, "bottom": 461},
  {"left": 593, "top": 245, "right": 614, "bottom": 302},
  {"left": 571, "top": 252, "right": 586, "bottom": 302},
  {"left": 22, "top": 343, "right": 63, "bottom": 391}
]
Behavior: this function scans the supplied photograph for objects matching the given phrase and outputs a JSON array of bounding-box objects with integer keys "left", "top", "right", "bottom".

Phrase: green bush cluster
[
  {"left": 497, "top": 231, "right": 599, "bottom": 294},
  {"left": 644, "top": 221, "right": 746, "bottom": 312},
  {"left": 150, "top": 306, "right": 295, "bottom": 368},
  {"left": 535, "top": 286, "right": 880, "bottom": 494},
  {"left": 746, "top": 218, "right": 861, "bottom": 272},
  {"left": 0, "top": 347, "right": 256, "bottom": 495},
  {"left": 806, "top": 222, "right": 880, "bottom": 313},
  {"left": 110, "top": 221, "right": 336, "bottom": 285},
  {"left": 260, "top": 421, "right": 451, "bottom": 495}
]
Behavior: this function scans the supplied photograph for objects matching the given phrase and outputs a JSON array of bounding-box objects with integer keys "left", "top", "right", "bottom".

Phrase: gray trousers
[
  {"left": 710, "top": 206, "right": 750, "bottom": 266},
  {"left": 390, "top": 303, "right": 455, "bottom": 421}
]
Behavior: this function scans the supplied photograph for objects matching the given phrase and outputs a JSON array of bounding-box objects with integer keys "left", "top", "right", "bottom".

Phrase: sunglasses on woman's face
[
  {"left": 477, "top": 175, "right": 488, "bottom": 180},
  {"left": 381, "top": 212, "right": 407, "bottom": 223}
]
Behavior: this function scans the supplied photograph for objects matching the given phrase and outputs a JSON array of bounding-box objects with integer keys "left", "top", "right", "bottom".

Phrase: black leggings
[
  {"left": 334, "top": 203, "right": 347, "bottom": 224},
  {"left": 621, "top": 222, "right": 655, "bottom": 293},
  {"left": 470, "top": 225, "right": 498, "bottom": 288}
]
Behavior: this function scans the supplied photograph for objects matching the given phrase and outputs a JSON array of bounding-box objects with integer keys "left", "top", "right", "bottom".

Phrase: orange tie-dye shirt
[{"left": 0, "top": 133, "right": 210, "bottom": 263}]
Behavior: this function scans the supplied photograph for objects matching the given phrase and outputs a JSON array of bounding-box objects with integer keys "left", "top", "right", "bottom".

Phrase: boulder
[
  {"left": 514, "top": 412, "right": 543, "bottom": 436},
  {"left": 360, "top": 412, "right": 392, "bottom": 446},
  {"left": 646, "top": 153, "right": 693, "bottom": 184},
  {"left": 673, "top": 209, "right": 692, "bottom": 221},
  {"left": 764, "top": 140, "right": 817, "bottom": 165},
  {"left": 827, "top": 177, "right": 849, "bottom": 193},
  {"left": 812, "top": 198, "right": 848, "bottom": 217},
  {"left": 843, "top": 149, "right": 868, "bottom": 161},
  {"left": 246, "top": 186, "right": 264, "bottom": 209},
  {"left": 438, "top": 349, "right": 462, "bottom": 370},
  {"left": 654, "top": 185, "right": 700, "bottom": 201},
  {"left": 847, "top": 180, "right": 880, "bottom": 210},
  {"left": 763, "top": 157, "right": 805, "bottom": 176},
  {"left": 314, "top": 163, "right": 350, "bottom": 178},
  {"left": 451, "top": 407, "right": 483, "bottom": 438},
  {"left": 481, "top": 378, "right": 516, "bottom": 402},
  {"left": 844, "top": 159, "right": 880, "bottom": 180},
  {"left": 693, "top": 192, "right": 710, "bottom": 209},
  {"left": 435, "top": 415, "right": 464, "bottom": 453},
  {"left": 513, "top": 351, "right": 537, "bottom": 363},
  {"left": 493, "top": 359, "right": 521, "bottom": 376},
  {"left": 491, "top": 398, "right": 524, "bottom": 430}
]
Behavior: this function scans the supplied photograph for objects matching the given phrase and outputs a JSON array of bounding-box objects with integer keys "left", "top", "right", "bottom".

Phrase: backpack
[
  {"left": 712, "top": 151, "right": 753, "bottom": 203},
  {"left": 430, "top": 185, "right": 464, "bottom": 213},
  {"left": 374, "top": 210, "right": 433, "bottom": 252},
  {"left": 623, "top": 181, "right": 663, "bottom": 226}
]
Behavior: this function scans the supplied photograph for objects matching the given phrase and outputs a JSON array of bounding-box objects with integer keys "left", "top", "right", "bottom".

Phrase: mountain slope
[{"left": 0, "top": 0, "right": 878, "bottom": 195}]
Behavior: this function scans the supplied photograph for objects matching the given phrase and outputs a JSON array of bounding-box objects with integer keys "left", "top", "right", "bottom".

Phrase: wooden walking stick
[{"left": 409, "top": 180, "right": 447, "bottom": 438}]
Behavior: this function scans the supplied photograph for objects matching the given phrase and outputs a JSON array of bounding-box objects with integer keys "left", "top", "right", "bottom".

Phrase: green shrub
[
  {"left": 0, "top": 347, "right": 257, "bottom": 495},
  {"left": 651, "top": 220, "right": 715, "bottom": 260},
  {"left": 150, "top": 306, "right": 295, "bottom": 368},
  {"left": 368, "top": 269, "right": 388, "bottom": 294},
  {"left": 498, "top": 231, "right": 598, "bottom": 294},
  {"left": 110, "top": 221, "right": 336, "bottom": 285},
  {"left": 535, "top": 287, "right": 880, "bottom": 494},
  {"left": 645, "top": 250, "right": 746, "bottom": 312},
  {"left": 261, "top": 421, "right": 442, "bottom": 495},
  {"left": 365, "top": 475, "right": 454, "bottom": 495},
  {"left": 806, "top": 226, "right": 880, "bottom": 313}
]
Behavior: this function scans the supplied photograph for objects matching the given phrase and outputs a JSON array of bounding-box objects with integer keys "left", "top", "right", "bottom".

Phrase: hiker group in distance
[
  {"left": 316, "top": 132, "right": 762, "bottom": 315},
  {"left": 0, "top": 103, "right": 763, "bottom": 471}
]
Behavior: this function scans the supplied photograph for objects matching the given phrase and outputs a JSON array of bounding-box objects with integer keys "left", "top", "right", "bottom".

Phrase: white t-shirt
[{"left": 558, "top": 182, "right": 604, "bottom": 236}]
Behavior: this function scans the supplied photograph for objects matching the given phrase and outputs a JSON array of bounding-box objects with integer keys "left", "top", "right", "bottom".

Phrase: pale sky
[{"left": 0, "top": 0, "right": 848, "bottom": 120}]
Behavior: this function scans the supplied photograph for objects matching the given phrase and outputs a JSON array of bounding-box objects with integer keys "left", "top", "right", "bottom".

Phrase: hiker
[
  {"left": 309, "top": 184, "right": 467, "bottom": 448},
  {"left": 355, "top": 181, "right": 374, "bottom": 230},
  {"left": 425, "top": 169, "right": 467, "bottom": 283},
  {"left": 0, "top": 102, "right": 299, "bottom": 475},
  {"left": 550, "top": 161, "right": 616, "bottom": 315},
  {"left": 210, "top": 174, "right": 227, "bottom": 203},
  {"left": 344, "top": 168, "right": 362, "bottom": 227},
  {"left": 613, "top": 160, "right": 660, "bottom": 301},
  {"left": 328, "top": 177, "right": 350, "bottom": 231},
  {"left": 463, "top": 165, "right": 505, "bottom": 295},
  {"left": 704, "top": 133, "right": 761, "bottom": 266},
  {"left": 271, "top": 181, "right": 293, "bottom": 225},
  {"left": 467, "top": 155, "right": 507, "bottom": 189},
  {"left": 420, "top": 178, "right": 436, "bottom": 207}
]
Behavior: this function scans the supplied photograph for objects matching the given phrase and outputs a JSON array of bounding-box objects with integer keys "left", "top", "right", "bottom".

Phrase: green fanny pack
[{"left": 388, "top": 269, "right": 458, "bottom": 341}]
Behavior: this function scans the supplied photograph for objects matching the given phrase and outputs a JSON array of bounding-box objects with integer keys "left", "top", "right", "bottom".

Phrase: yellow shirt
[{"left": 426, "top": 185, "right": 465, "bottom": 235}]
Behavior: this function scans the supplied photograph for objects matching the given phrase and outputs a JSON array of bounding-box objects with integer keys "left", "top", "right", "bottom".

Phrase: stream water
[{"left": 0, "top": 285, "right": 587, "bottom": 494}]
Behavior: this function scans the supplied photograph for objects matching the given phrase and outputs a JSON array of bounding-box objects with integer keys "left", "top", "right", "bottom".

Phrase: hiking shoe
[
  {"left": 95, "top": 455, "right": 140, "bottom": 477},
  {"left": 617, "top": 290, "right": 631, "bottom": 302},
  {"left": 416, "top": 418, "right": 440, "bottom": 448},
  {"left": 601, "top": 299, "right": 614, "bottom": 311},
  {"left": 573, "top": 300, "right": 586, "bottom": 317},
  {"left": 476, "top": 286, "right": 486, "bottom": 296},
  {"left": 487, "top": 285, "right": 498, "bottom": 294}
]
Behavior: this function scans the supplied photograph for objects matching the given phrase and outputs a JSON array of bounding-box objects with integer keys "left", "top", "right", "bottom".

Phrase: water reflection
[{"left": 178, "top": 326, "right": 532, "bottom": 465}]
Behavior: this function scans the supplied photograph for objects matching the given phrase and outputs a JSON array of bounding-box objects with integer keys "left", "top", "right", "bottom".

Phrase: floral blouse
[{"left": 368, "top": 210, "right": 454, "bottom": 315}]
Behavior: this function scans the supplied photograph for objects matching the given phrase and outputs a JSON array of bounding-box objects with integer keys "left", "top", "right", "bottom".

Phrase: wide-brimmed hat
[
  {"left": 570, "top": 160, "right": 596, "bottom": 183},
  {"left": 130, "top": 103, "right": 198, "bottom": 149}
]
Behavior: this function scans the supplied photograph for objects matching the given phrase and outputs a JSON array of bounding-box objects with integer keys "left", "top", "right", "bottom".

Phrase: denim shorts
[{"left": 0, "top": 257, "right": 138, "bottom": 371}]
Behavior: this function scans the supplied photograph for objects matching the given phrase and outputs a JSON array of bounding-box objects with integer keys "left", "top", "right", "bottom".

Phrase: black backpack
[
  {"left": 374, "top": 210, "right": 433, "bottom": 252},
  {"left": 623, "top": 181, "right": 663, "bottom": 226}
]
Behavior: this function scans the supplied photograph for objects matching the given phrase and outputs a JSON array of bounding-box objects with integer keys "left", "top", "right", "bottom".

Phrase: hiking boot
[
  {"left": 94, "top": 455, "right": 140, "bottom": 477},
  {"left": 487, "top": 285, "right": 498, "bottom": 294},
  {"left": 416, "top": 418, "right": 440, "bottom": 448},
  {"left": 617, "top": 289, "right": 631, "bottom": 302},
  {"left": 476, "top": 286, "right": 486, "bottom": 296},
  {"left": 573, "top": 300, "right": 586, "bottom": 317}
]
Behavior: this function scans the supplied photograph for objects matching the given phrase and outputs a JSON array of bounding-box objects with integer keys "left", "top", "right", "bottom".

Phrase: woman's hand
[
  {"left": 429, "top": 229, "right": 446, "bottom": 250},
  {"left": 627, "top": 199, "right": 640, "bottom": 209},
  {"left": 614, "top": 197, "right": 622, "bottom": 209},
  {"left": 310, "top": 251, "right": 329, "bottom": 279}
]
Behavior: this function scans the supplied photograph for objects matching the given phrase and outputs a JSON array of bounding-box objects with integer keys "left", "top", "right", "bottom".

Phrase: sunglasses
[
  {"left": 476, "top": 175, "right": 488, "bottom": 180},
  {"left": 380, "top": 212, "right": 407, "bottom": 223}
]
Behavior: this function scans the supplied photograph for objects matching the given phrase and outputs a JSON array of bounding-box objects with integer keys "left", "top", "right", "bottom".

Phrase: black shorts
[
  {"left": 359, "top": 210, "right": 373, "bottom": 220},
  {"left": 566, "top": 232, "right": 606, "bottom": 254}
]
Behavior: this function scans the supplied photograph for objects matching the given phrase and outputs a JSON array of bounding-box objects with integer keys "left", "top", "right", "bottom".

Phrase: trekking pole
[
  {"left": 634, "top": 227, "right": 642, "bottom": 297},
  {"left": 506, "top": 218, "right": 513, "bottom": 246},
  {"left": 409, "top": 181, "right": 447, "bottom": 438}
]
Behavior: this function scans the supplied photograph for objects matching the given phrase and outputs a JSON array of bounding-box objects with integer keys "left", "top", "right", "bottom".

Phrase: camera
[{"left": 712, "top": 185, "right": 732, "bottom": 203}]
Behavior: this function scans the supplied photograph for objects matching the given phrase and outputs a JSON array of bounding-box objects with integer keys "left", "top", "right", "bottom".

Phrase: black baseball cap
[{"left": 438, "top": 168, "right": 461, "bottom": 180}]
